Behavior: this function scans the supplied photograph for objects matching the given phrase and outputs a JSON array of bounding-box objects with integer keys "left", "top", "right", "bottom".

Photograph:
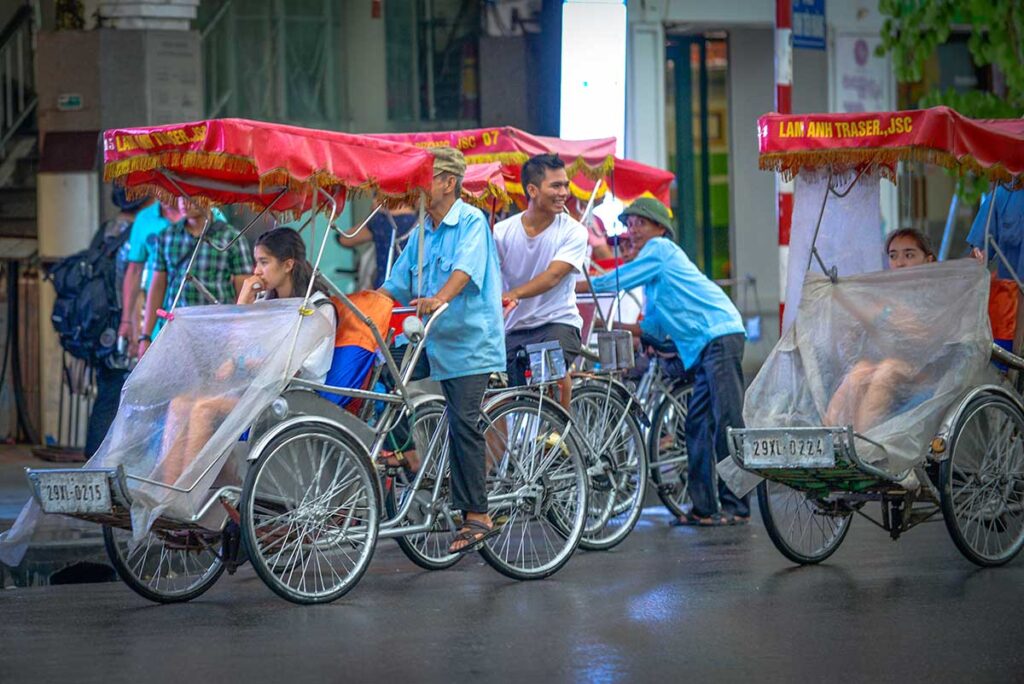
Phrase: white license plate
[
  {"left": 35, "top": 471, "right": 112, "bottom": 514},
  {"left": 742, "top": 430, "right": 835, "bottom": 468}
]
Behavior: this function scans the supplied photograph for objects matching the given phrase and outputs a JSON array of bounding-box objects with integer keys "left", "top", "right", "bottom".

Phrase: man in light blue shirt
[
  {"left": 380, "top": 146, "right": 505, "bottom": 553},
  {"left": 578, "top": 197, "right": 749, "bottom": 526}
]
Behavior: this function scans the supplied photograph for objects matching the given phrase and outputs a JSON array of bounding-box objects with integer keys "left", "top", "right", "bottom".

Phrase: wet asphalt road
[{"left": 2, "top": 504, "right": 1022, "bottom": 684}]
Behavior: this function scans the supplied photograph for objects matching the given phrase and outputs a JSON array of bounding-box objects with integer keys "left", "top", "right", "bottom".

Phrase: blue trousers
[{"left": 685, "top": 333, "right": 750, "bottom": 518}]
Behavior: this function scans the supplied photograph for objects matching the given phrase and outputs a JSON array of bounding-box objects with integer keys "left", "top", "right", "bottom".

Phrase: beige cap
[{"left": 429, "top": 146, "right": 467, "bottom": 177}]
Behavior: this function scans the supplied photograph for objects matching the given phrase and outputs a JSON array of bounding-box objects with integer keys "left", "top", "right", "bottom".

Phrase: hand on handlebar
[{"left": 409, "top": 296, "right": 446, "bottom": 316}]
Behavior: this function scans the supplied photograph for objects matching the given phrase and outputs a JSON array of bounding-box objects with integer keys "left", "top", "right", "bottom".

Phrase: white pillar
[
  {"left": 36, "top": 172, "right": 100, "bottom": 445},
  {"left": 625, "top": 21, "right": 666, "bottom": 167}
]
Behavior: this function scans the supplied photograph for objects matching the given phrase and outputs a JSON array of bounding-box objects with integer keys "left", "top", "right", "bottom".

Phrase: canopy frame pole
[
  {"left": 804, "top": 167, "right": 869, "bottom": 284},
  {"left": 382, "top": 208, "right": 403, "bottom": 283},
  {"left": 580, "top": 178, "right": 604, "bottom": 235},
  {"left": 305, "top": 186, "right": 341, "bottom": 306},
  {"left": 982, "top": 180, "right": 998, "bottom": 271},
  {"left": 282, "top": 186, "right": 337, "bottom": 380},
  {"left": 805, "top": 170, "right": 836, "bottom": 283},
  {"left": 167, "top": 212, "right": 213, "bottom": 314},
  {"left": 336, "top": 203, "right": 382, "bottom": 240},
  {"left": 938, "top": 192, "right": 959, "bottom": 261},
  {"left": 160, "top": 171, "right": 288, "bottom": 252},
  {"left": 989, "top": 233, "right": 1024, "bottom": 295},
  {"left": 415, "top": 194, "right": 426, "bottom": 305},
  {"left": 310, "top": 185, "right": 424, "bottom": 410}
]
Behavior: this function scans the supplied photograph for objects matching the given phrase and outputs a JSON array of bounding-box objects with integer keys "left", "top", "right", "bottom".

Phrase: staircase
[{"left": 0, "top": 4, "right": 38, "bottom": 260}]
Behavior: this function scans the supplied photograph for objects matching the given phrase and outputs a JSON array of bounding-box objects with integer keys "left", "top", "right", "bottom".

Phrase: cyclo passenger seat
[{"left": 319, "top": 291, "right": 394, "bottom": 409}]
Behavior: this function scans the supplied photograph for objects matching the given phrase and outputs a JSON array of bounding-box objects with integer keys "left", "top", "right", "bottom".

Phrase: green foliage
[
  {"left": 877, "top": 0, "right": 1024, "bottom": 201},
  {"left": 877, "top": 0, "right": 1024, "bottom": 114}
]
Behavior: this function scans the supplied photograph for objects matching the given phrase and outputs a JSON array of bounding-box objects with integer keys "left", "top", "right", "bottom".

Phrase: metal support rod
[
  {"left": 982, "top": 180, "right": 998, "bottom": 269},
  {"left": 805, "top": 171, "right": 832, "bottom": 273},
  {"left": 167, "top": 214, "right": 213, "bottom": 314},
  {"left": 988, "top": 235, "right": 1024, "bottom": 295},
  {"left": 938, "top": 192, "right": 959, "bottom": 261},
  {"left": 336, "top": 203, "right": 383, "bottom": 240},
  {"left": 580, "top": 178, "right": 603, "bottom": 232}
]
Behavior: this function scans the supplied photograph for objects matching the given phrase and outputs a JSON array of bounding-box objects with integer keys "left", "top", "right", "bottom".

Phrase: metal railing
[{"left": 0, "top": 5, "right": 35, "bottom": 158}]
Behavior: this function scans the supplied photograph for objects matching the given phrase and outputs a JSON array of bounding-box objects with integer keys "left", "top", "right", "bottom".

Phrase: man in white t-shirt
[{"left": 495, "top": 153, "right": 589, "bottom": 408}]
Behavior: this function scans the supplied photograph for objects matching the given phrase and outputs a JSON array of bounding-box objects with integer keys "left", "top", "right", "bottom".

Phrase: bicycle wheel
[
  {"left": 757, "top": 480, "right": 851, "bottom": 565},
  {"left": 570, "top": 384, "right": 648, "bottom": 551},
  {"left": 103, "top": 524, "right": 225, "bottom": 604},
  {"left": 940, "top": 394, "right": 1024, "bottom": 567},
  {"left": 647, "top": 383, "right": 693, "bottom": 517},
  {"left": 240, "top": 424, "right": 379, "bottom": 604},
  {"left": 384, "top": 401, "right": 462, "bottom": 570},
  {"left": 478, "top": 395, "right": 588, "bottom": 580}
]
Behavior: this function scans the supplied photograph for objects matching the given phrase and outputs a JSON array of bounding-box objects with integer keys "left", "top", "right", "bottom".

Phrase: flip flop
[
  {"left": 447, "top": 519, "right": 500, "bottom": 555},
  {"left": 671, "top": 512, "right": 728, "bottom": 527}
]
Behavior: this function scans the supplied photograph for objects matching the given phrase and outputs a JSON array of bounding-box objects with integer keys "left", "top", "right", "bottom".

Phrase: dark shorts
[{"left": 505, "top": 322, "right": 582, "bottom": 386}]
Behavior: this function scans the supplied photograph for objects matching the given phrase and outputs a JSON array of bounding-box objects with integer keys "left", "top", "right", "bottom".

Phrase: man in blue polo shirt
[
  {"left": 379, "top": 146, "right": 506, "bottom": 553},
  {"left": 578, "top": 197, "right": 749, "bottom": 526}
]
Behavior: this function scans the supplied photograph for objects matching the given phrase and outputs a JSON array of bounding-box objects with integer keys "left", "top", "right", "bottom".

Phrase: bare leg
[
  {"left": 824, "top": 361, "right": 878, "bottom": 427},
  {"left": 852, "top": 359, "right": 913, "bottom": 432},
  {"left": 158, "top": 396, "right": 196, "bottom": 485},
  {"left": 159, "top": 395, "right": 237, "bottom": 485},
  {"left": 557, "top": 374, "right": 573, "bottom": 411}
]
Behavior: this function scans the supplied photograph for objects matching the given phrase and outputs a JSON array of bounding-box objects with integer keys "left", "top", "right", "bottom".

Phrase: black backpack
[{"left": 48, "top": 221, "right": 130, "bottom": 363}]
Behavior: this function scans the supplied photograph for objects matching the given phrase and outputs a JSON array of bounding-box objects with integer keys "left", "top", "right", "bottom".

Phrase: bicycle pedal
[{"left": 657, "top": 483, "right": 679, "bottom": 495}]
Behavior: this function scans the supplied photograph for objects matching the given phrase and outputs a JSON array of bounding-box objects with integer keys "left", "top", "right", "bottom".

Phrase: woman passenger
[
  {"left": 823, "top": 229, "right": 936, "bottom": 432},
  {"left": 157, "top": 228, "right": 335, "bottom": 485}
]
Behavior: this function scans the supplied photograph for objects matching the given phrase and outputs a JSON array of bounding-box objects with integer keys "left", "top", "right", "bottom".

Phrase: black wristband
[{"left": 137, "top": 334, "right": 152, "bottom": 343}]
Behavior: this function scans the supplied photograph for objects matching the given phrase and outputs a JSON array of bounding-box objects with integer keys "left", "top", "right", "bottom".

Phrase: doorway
[{"left": 666, "top": 33, "right": 731, "bottom": 279}]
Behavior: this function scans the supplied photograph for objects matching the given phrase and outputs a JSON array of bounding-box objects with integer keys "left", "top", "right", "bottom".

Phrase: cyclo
[
  {"left": 725, "top": 106, "right": 1024, "bottom": 566},
  {"left": 20, "top": 119, "right": 590, "bottom": 604}
]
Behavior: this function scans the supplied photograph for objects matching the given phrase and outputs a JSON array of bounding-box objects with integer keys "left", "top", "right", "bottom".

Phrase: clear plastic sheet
[
  {"left": 731, "top": 260, "right": 994, "bottom": 486},
  {"left": 0, "top": 298, "right": 333, "bottom": 563}
]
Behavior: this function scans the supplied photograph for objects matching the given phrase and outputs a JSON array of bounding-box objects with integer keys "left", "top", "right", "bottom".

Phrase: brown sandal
[{"left": 447, "top": 520, "right": 499, "bottom": 555}]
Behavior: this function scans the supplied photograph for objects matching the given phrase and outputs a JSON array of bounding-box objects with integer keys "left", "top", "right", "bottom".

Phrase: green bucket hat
[{"left": 618, "top": 197, "right": 675, "bottom": 238}]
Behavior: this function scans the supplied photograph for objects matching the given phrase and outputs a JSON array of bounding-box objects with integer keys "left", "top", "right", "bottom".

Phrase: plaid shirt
[{"left": 149, "top": 220, "right": 253, "bottom": 309}]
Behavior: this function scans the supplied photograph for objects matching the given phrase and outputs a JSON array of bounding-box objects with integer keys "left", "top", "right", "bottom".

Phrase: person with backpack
[
  {"left": 117, "top": 199, "right": 181, "bottom": 357},
  {"left": 51, "top": 187, "right": 147, "bottom": 457}
]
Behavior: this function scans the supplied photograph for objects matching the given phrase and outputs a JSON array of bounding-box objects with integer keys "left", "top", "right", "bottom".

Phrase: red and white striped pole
[{"left": 776, "top": 0, "right": 793, "bottom": 331}]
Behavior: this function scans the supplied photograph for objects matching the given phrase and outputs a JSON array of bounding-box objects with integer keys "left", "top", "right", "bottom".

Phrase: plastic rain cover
[
  {"left": 725, "top": 259, "right": 994, "bottom": 492},
  {"left": 0, "top": 298, "right": 333, "bottom": 564}
]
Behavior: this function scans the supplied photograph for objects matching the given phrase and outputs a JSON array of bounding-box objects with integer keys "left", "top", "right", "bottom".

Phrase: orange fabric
[
  {"left": 990, "top": 276, "right": 1019, "bottom": 340},
  {"left": 332, "top": 291, "right": 394, "bottom": 351}
]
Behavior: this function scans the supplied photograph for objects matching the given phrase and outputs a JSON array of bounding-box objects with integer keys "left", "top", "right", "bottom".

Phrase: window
[
  {"left": 385, "top": 0, "right": 480, "bottom": 125},
  {"left": 199, "top": 0, "right": 343, "bottom": 127}
]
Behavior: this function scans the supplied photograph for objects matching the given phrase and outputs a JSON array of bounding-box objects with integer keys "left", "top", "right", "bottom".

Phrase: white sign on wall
[
  {"left": 830, "top": 30, "right": 898, "bottom": 235},
  {"left": 831, "top": 32, "right": 892, "bottom": 113}
]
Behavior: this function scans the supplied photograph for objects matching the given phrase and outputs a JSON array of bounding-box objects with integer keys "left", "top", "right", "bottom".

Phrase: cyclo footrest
[{"left": 728, "top": 426, "right": 887, "bottom": 493}]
